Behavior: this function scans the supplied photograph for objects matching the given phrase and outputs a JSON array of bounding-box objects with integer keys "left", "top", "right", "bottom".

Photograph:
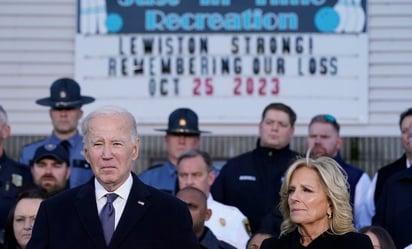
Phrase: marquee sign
[{"left": 75, "top": 0, "right": 368, "bottom": 126}]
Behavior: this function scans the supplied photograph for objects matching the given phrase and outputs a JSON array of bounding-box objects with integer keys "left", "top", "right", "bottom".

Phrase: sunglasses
[
  {"left": 313, "top": 114, "right": 337, "bottom": 123},
  {"left": 311, "top": 114, "right": 340, "bottom": 131}
]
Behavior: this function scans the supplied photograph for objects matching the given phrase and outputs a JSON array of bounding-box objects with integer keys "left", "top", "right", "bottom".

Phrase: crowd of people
[{"left": 0, "top": 77, "right": 411, "bottom": 249}]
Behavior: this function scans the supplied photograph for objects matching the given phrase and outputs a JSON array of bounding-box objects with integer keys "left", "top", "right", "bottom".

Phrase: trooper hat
[
  {"left": 155, "top": 108, "right": 210, "bottom": 135},
  {"left": 32, "top": 142, "right": 70, "bottom": 166},
  {"left": 36, "top": 78, "right": 95, "bottom": 108}
]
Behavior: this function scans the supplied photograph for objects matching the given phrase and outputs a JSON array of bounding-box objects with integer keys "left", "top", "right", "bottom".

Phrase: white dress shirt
[
  {"left": 354, "top": 172, "right": 372, "bottom": 229},
  {"left": 95, "top": 174, "right": 133, "bottom": 229}
]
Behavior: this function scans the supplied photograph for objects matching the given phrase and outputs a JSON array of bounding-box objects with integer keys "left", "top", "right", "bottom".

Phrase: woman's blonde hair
[{"left": 278, "top": 154, "right": 355, "bottom": 236}]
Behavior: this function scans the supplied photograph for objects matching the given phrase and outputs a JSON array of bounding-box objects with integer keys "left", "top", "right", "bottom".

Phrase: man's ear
[
  {"left": 205, "top": 208, "right": 212, "bottom": 221},
  {"left": 65, "top": 165, "right": 72, "bottom": 179},
  {"left": 132, "top": 139, "right": 140, "bottom": 160},
  {"left": 208, "top": 170, "right": 216, "bottom": 187},
  {"left": 336, "top": 137, "right": 344, "bottom": 150},
  {"left": 0, "top": 124, "right": 10, "bottom": 140},
  {"left": 83, "top": 147, "right": 88, "bottom": 159}
]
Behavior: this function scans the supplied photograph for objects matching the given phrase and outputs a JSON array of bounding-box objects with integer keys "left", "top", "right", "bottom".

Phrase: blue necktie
[{"left": 100, "top": 193, "right": 118, "bottom": 245}]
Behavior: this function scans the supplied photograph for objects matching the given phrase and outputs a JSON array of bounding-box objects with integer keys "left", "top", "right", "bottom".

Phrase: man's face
[
  {"left": 83, "top": 114, "right": 139, "bottom": 192},
  {"left": 401, "top": 116, "right": 412, "bottom": 155},
  {"left": 177, "top": 155, "right": 215, "bottom": 196},
  {"left": 0, "top": 117, "right": 10, "bottom": 145},
  {"left": 307, "top": 122, "right": 342, "bottom": 158},
  {"left": 259, "top": 109, "right": 294, "bottom": 149},
  {"left": 49, "top": 108, "right": 83, "bottom": 135},
  {"left": 31, "top": 158, "right": 70, "bottom": 194},
  {"left": 176, "top": 189, "right": 210, "bottom": 237},
  {"left": 165, "top": 134, "right": 200, "bottom": 165}
]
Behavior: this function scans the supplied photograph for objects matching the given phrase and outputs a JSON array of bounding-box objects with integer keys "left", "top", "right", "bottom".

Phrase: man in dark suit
[
  {"left": 373, "top": 167, "right": 412, "bottom": 249},
  {"left": 27, "top": 106, "right": 198, "bottom": 249}
]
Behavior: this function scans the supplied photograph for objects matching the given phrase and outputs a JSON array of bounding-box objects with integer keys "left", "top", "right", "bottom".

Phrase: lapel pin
[{"left": 137, "top": 201, "right": 145, "bottom": 206}]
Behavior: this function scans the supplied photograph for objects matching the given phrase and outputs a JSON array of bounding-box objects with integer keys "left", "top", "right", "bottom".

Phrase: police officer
[
  {"left": 0, "top": 106, "right": 31, "bottom": 244},
  {"left": 139, "top": 108, "right": 209, "bottom": 194},
  {"left": 19, "top": 78, "right": 94, "bottom": 188}
]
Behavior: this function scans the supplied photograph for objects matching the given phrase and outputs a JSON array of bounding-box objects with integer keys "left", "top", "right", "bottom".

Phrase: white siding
[
  {"left": 0, "top": 0, "right": 411, "bottom": 136},
  {"left": 367, "top": 0, "right": 412, "bottom": 136},
  {"left": 0, "top": 0, "right": 75, "bottom": 134}
]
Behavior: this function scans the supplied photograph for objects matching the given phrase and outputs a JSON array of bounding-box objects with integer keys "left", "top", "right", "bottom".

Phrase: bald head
[
  {"left": 176, "top": 186, "right": 207, "bottom": 212},
  {"left": 176, "top": 186, "right": 210, "bottom": 238}
]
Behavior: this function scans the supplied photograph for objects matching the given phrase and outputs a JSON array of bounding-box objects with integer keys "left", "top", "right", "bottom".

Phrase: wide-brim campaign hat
[
  {"left": 36, "top": 78, "right": 95, "bottom": 108},
  {"left": 155, "top": 108, "right": 210, "bottom": 135},
  {"left": 32, "top": 142, "right": 70, "bottom": 166}
]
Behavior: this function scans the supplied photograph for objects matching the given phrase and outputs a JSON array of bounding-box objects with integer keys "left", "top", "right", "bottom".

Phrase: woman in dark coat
[{"left": 261, "top": 155, "right": 373, "bottom": 249}]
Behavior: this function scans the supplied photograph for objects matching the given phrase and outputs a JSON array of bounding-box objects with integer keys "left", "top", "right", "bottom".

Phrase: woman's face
[
  {"left": 288, "top": 167, "right": 331, "bottom": 231},
  {"left": 13, "top": 198, "right": 43, "bottom": 249}
]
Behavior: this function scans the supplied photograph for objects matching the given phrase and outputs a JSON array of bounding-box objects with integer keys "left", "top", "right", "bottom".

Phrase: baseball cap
[{"left": 32, "top": 143, "right": 70, "bottom": 165}]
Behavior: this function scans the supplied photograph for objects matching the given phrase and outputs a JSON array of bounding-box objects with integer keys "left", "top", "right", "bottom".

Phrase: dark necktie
[{"left": 100, "top": 193, "right": 118, "bottom": 245}]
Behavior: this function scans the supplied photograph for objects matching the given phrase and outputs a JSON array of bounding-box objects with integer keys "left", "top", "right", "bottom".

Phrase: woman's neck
[{"left": 298, "top": 225, "right": 329, "bottom": 246}]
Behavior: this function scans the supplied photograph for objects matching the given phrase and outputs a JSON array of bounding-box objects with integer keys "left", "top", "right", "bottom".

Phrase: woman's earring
[{"left": 327, "top": 212, "right": 332, "bottom": 219}]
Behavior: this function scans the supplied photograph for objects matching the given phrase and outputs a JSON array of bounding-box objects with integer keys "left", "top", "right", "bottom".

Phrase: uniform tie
[{"left": 100, "top": 193, "right": 118, "bottom": 245}]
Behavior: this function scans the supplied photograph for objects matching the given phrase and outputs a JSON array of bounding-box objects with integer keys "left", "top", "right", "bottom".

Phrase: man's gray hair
[
  {"left": 81, "top": 106, "right": 138, "bottom": 145},
  {"left": 177, "top": 149, "right": 213, "bottom": 172}
]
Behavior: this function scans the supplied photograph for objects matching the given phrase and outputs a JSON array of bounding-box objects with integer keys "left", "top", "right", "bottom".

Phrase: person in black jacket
[
  {"left": 367, "top": 107, "right": 412, "bottom": 219},
  {"left": 261, "top": 156, "right": 373, "bottom": 249},
  {"left": 211, "top": 102, "right": 299, "bottom": 234},
  {"left": 372, "top": 166, "right": 412, "bottom": 249},
  {"left": 177, "top": 186, "right": 235, "bottom": 249}
]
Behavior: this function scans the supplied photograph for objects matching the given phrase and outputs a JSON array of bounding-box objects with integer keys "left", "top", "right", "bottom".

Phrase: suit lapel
[
  {"left": 75, "top": 179, "right": 107, "bottom": 249},
  {"left": 109, "top": 174, "right": 152, "bottom": 249}
]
